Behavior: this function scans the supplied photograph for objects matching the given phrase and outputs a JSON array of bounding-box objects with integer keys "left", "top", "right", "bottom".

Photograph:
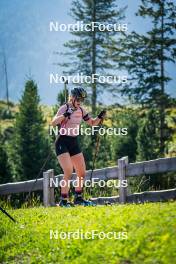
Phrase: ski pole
[{"left": 0, "top": 206, "right": 17, "bottom": 223}]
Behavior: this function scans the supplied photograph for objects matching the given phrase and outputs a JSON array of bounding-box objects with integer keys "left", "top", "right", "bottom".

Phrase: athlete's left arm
[
  {"left": 85, "top": 117, "right": 101, "bottom": 126},
  {"left": 83, "top": 110, "right": 106, "bottom": 126}
]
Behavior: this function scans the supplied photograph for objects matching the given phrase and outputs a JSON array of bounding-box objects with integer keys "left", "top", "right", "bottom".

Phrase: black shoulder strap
[
  {"left": 79, "top": 106, "right": 84, "bottom": 118},
  {"left": 65, "top": 103, "right": 83, "bottom": 117},
  {"left": 65, "top": 103, "right": 69, "bottom": 111}
]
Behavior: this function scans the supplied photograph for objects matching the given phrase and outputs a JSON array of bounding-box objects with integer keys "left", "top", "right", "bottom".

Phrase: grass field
[{"left": 0, "top": 202, "right": 176, "bottom": 264}]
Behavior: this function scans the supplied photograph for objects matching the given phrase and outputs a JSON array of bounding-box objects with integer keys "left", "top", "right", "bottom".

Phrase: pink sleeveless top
[{"left": 55, "top": 104, "right": 90, "bottom": 136}]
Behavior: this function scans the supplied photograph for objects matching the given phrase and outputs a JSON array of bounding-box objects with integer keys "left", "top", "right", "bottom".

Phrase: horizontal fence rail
[
  {"left": 0, "top": 178, "right": 43, "bottom": 195},
  {"left": 126, "top": 157, "right": 176, "bottom": 177},
  {"left": 91, "top": 188, "right": 176, "bottom": 205},
  {"left": 0, "top": 156, "right": 176, "bottom": 206}
]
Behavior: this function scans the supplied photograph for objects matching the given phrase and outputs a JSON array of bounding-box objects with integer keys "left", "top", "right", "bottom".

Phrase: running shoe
[
  {"left": 57, "top": 200, "right": 73, "bottom": 207},
  {"left": 74, "top": 197, "right": 96, "bottom": 206}
]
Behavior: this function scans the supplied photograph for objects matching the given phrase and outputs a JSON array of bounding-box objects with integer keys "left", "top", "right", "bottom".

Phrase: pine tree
[
  {"left": 111, "top": 108, "right": 139, "bottom": 163},
  {"left": 110, "top": 0, "right": 176, "bottom": 156},
  {"left": 60, "top": 0, "right": 126, "bottom": 113},
  {"left": 137, "top": 109, "right": 160, "bottom": 161},
  {"left": 0, "top": 131, "right": 12, "bottom": 184},
  {"left": 11, "top": 80, "right": 54, "bottom": 181},
  {"left": 138, "top": 0, "right": 176, "bottom": 155}
]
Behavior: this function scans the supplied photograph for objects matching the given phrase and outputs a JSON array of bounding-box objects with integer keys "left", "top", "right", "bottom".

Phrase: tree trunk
[
  {"left": 3, "top": 51, "right": 10, "bottom": 111},
  {"left": 91, "top": 0, "right": 97, "bottom": 114},
  {"left": 159, "top": 0, "right": 165, "bottom": 156}
]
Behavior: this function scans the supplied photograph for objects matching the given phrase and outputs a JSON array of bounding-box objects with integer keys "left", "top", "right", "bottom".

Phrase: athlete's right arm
[
  {"left": 51, "top": 105, "right": 67, "bottom": 126},
  {"left": 51, "top": 114, "right": 65, "bottom": 126}
]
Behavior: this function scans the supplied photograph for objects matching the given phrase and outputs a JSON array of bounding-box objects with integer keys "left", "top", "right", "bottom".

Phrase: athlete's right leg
[{"left": 57, "top": 152, "right": 73, "bottom": 205}]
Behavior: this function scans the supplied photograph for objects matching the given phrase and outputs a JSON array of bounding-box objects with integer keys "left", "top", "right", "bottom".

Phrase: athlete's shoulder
[{"left": 56, "top": 104, "right": 68, "bottom": 115}]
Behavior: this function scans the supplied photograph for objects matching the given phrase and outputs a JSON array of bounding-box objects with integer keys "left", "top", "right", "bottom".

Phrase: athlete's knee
[
  {"left": 63, "top": 167, "right": 73, "bottom": 178},
  {"left": 77, "top": 172, "right": 85, "bottom": 179}
]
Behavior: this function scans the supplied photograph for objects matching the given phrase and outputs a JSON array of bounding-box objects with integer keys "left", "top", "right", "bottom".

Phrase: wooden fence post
[
  {"left": 43, "top": 169, "right": 55, "bottom": 207},
  {"left": 48, "top": 169, "right": 55, "bottom": 206},
  {"left": 118, "top": 156, "right": 128, "bottom": 204}
]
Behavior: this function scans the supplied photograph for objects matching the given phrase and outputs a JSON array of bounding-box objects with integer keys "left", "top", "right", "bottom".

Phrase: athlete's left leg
[
  {"left": 71, "top": 153, "right": 96, "bottom": 206},
  {"left": 71, "top": 152, "right": 86, "bottom": 192}
]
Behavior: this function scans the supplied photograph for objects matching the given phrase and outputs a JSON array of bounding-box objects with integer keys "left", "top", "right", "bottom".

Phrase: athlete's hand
[
  {"left": 63, "top": 107, "right": 74, "bottom": 118},
  {"left": 97, "top": 109, "right": 106, "bottom": 120}
]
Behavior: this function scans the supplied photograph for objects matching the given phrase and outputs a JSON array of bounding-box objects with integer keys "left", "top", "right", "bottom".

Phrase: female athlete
[{"left": 51, "top": 87, "right": 106, "bottom": 207}]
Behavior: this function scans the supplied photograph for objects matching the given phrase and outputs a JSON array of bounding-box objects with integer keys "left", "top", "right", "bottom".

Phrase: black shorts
[{"left": 55, "top": 135, "right": 81, "bottom": 157}]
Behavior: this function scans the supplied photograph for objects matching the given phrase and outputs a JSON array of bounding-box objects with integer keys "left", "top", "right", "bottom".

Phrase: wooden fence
[{"left": 0, "top": 156, "right": 176, "bottom": 206}]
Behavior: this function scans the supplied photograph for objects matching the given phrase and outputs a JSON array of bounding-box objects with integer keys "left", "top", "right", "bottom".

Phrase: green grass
[{"left": 0, "top": 202, "right": 175, "bottom": 264}]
